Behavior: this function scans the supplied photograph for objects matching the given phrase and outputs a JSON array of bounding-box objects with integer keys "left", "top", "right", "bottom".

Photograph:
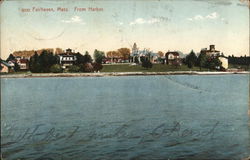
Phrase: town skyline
[{"left": 1, "top": 0, "right": 249, "bottom": 59}]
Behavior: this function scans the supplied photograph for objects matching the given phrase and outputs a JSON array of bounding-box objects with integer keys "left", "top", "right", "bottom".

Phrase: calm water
[{"left": 1, "top": 75, "right": 249, "bottom": 160}]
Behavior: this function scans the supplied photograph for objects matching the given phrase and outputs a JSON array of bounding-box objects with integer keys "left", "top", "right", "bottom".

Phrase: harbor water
[{"left": 1, "top": 75, "right": 249, "bottom": 160}]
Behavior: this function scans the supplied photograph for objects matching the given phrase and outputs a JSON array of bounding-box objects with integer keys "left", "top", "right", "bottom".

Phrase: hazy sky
[{"left": 0, "top": 0, "right": 249, "bottom": 59}]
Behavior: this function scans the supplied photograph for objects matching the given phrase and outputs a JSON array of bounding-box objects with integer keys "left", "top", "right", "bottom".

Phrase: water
[{"left": 1, "top": 75, "right": 249, "bottom": 160}]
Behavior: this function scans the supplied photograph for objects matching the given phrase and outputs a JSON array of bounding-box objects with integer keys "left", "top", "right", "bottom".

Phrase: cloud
[
  {"left": 194, "top": 15, "right": 204, "bottom": 20},
  {"left": 206, "top": 12, "right": 218, "bottom": 19},
  {"left": 129, "top": 18, "right": 160, "bottom": 25},
  {"left": 61, "top": 16, "right": 85, "bottom": 24},
  {"left": 187, "top": 12, "right": 219, "bottom": 21}
]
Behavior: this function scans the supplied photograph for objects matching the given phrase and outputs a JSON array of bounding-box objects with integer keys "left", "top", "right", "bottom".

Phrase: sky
[{"left": 0, "top": 0, "right": 249, "bottom": 59}]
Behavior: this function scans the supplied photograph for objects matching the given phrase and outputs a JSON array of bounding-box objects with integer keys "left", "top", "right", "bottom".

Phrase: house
[
  {"left": 7, "top": 60, "right": 15, "bottom": 68},
  {"left": 58, "top": 48, "right": 77, "bottom": 68},
  {"left": 0, "top": 60, "right": 13, "bottom": 73},
  {"left": 130, "top": 43, "right": 158, "bottom": 63},
  {"left": 200, "top": 45, "right": 228, "bottom": 70},
  {"left": 200, "top": 45, "right": 220, "bottom": 56},
  {"left": 218, "top": 56, "right": 228, "bottom": 70},
  {"left": 17, "top": 58, "right": 29, "bottom": 70},
  {"left": 165, "top": 51, "right": 181, "bottom": 65}
]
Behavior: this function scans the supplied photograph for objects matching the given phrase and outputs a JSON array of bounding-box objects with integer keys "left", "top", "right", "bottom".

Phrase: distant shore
[{"left": 1, "top": 71, "right": 249, "bottom": 78}]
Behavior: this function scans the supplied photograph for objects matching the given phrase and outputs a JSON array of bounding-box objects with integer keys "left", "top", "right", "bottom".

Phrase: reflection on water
[{"left": 1, "top": 75, "right": 249, "bottom": 160}]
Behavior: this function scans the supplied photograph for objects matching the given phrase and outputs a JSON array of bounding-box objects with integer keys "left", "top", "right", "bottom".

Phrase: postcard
[{"left": 0, "top": 0, "right": 249, "bottom": 160}]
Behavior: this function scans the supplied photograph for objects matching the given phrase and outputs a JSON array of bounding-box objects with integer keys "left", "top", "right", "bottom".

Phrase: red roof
[{"left": 20, "top": 59, "right": 29, "bottom": 63}]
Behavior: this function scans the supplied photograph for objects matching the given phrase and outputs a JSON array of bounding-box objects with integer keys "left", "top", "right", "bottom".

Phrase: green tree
[
  {"left": 94, "top": 49, "right": 105, "bottom": 64},
  {"left": 38, "top": 50, "right": 57, "bottom": 72},
  {"left": 29, "top": 52, "right": 41, "bottom": 73},
  {"left": 208, "top": 57, "right": 222, "bottom": 70},
  {"left": 6, "top": 54, "right": 15, "bottom": 62},
  {"left": 75, "top": 52, "right": 85, "bottom": 65},
  {"left": 186, "top": 50, "right": 197, "bottom": 68},
  {"left": 83, "top": 51, "right": 92, "bottom": 63},
  {"left": 50, "top": 64, "right": 63, "bottom": 73},
  {"left": 134, "top": 57, "right": 139, "bottom": 64},
  {"left": 141, "top": 57, "right": 153, "bottom": 69},
  {"left": 14, "top": 62, "right": 20, "bottom": 72},
  {"left": 197, "top": 52, "right": 208, "bottom": 70}
]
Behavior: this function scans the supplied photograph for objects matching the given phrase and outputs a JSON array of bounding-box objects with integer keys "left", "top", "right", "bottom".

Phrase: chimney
[{"left": 210, "top": 45, "right": 215, "bottom": 51}]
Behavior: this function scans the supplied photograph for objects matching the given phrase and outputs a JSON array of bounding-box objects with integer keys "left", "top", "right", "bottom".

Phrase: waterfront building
[
  {"left": 17, "top": 58, "right": 29, "bottom": 70},
  {"left": 218, "top": 56, "right": 228, "bottom": 69},
  {"left": 200, "top": 45, "right": 220, "bottom": 56},
  {"left": 58, "top": 48, "right": 77, "bottom": 68},
  {"left": 165, "top": 51, "right": 181, "bottom": 65},
  {"left": 200, "top": 45, "right": 228, "bottom": 70},
  {"left": 130, "top": 43, "right": 158, "bottom": 63}
]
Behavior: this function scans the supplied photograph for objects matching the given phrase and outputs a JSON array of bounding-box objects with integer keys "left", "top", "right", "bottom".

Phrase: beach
[{"left": 1, "top": 71, "right": 249, "bottom": 78}]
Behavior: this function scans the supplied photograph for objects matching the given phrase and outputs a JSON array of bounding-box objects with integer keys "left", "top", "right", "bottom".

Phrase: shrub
[
  {"left": 92, "top": 62, "right": 103, "bottom": 72},
  {"left": 83, "top": 63, "right": 94, "bottom": 72},
  {"left": 142, "top": 60, "right": 153, "bottom": 69},
  {"left": 50, "top": 64, "right": 63, "bottom": 73},
  {"left": 68, "top": 65, "right": 80, "bottom": 72},
  {"left": 172, "top": 60, "right": 181, "bottom": 68}
]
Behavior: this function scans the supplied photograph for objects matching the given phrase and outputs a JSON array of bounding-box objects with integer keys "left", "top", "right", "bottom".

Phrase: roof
[
  {"left": 1, "top": 60, "right": 12, "bottom": 67},
  {"left": 58, "top": 54, "right": 76, "bottom": 57},
  {"left": 203, "top": 50, "right": 220, "bottom": 53},
  {"left": 131, "top": 50, "right": 158, "bottom": 57},
  {"left": 166, "top": 51, "right": 179, "bottom": 56},
  {"left": 201, "top": 47, "right": 220, "bottom": 53},
  {"left": 20, "top": 59, "right": 29, "bottom": 63}
]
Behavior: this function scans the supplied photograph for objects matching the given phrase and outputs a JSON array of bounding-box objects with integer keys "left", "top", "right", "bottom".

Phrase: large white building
[
  {"left": 201, "top": 45, "right": 220, "bottom": 56},
  {"left": 58, "top": 48, "right": 77, "bottom": 68},
  {"left": 201, "top": 45, "right": 228, "bottom": 70},
  {"left": 130, "top": 43, "right": 158, "bottom": 63}
]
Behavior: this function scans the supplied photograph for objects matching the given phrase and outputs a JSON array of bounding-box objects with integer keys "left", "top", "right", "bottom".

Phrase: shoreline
[{"left": 0, "top": 71, "right": 249, "bottom": 78}]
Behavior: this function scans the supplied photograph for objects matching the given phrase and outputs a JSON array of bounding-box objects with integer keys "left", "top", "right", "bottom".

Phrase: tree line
[
  {"left": 184, "top": 50, "right": 222, "bottom": 70},
  {"left": 228, "top": 55, "right": 249, "bottom": 66},
  {"left": 106, "top": 48, "right": 130, "bottom": 60},
  {"left": 28, "top": 49, "right": 105, "bottom": 73}
]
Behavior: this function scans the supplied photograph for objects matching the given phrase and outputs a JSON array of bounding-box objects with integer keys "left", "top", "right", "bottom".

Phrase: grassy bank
[
  {"left": 1, "top": 64, "right": 248, "bottom": 75},
  {"left": 102, "top": 64, "right": 209, "bottom": 72},
  {"left": 228, "top": 64, "right": 250, "bottom": 71}
]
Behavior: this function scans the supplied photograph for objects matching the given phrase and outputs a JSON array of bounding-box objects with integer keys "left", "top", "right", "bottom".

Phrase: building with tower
[
  {"left": 130, "top": 43, "right": 158, "bottom": 63},
  {"left": 200, "top": 45, "right": 220, "bottom": 56}
]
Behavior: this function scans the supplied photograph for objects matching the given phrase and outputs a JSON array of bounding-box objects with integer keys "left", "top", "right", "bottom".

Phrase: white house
[
  {"left": 218, "top": 57, "right": 228, "bottom": 69},
  {"left": 58, "top": 48, "right": 77, "bottom": 68}
]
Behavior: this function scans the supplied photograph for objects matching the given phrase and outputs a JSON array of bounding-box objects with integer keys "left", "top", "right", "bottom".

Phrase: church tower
[{"left": 132, "top": 43, "right": 138, "bottom": 54}]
